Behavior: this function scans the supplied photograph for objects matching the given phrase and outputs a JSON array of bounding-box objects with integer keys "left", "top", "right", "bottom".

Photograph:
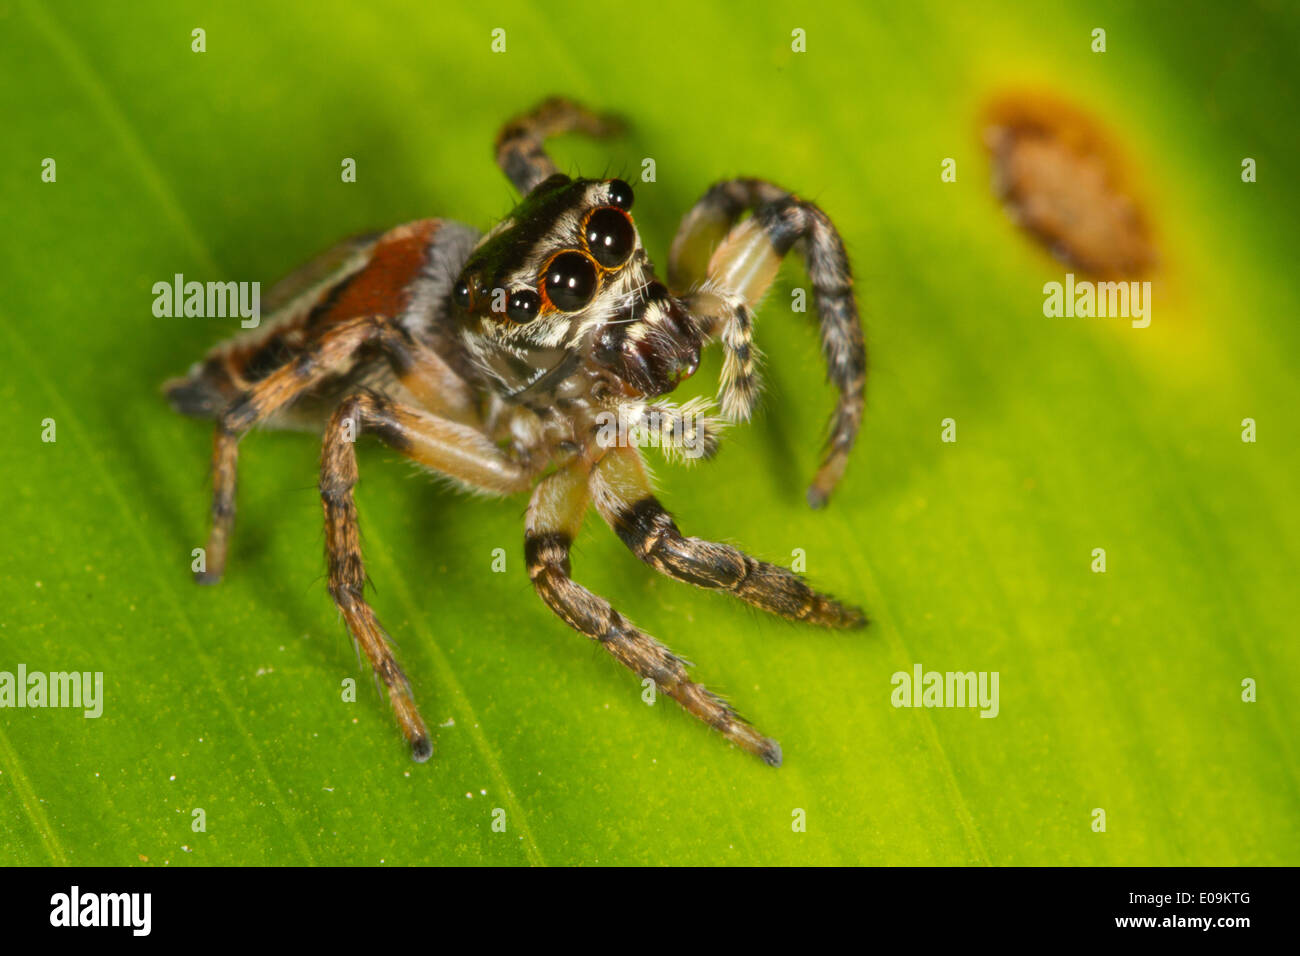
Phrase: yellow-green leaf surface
[{"left": 2, "top": 0, "right": 1297, "bottom": 866}]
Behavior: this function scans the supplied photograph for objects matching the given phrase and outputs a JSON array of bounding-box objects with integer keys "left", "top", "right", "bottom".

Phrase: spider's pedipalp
[
  {"left": 591, "top": 446, "right": 866, "bottom": 629},
  {"left": 682, "top": 285, "right": 762, "bottom": 422},
  {"left": 672, "top": 178, "right": 867, "bottom": 507},
  {"left": 495, "top": 97, "right": 626, "bottom": 195},
  {"left": 524, "top": 461, "right": 783, "bottom": 766},
  {"left": 605, "top": 396, "right": 726, "bottom": 463}
]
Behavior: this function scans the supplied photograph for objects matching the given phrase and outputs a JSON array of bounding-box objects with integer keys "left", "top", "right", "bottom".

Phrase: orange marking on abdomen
[
  {"left": 313, "top": 219, "right": 441, "bottom": 325},
  {"left": 215, "top": 219, "right": 443, "bottom": 386}
]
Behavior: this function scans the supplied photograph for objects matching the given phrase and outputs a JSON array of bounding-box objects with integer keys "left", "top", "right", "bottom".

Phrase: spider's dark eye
[
  {"left": 506, "top": 289, "right": 540, "bottom": 323},
  {"left": 453, "top": 279, "right": 471, "bottom": 309},
  {"left": 584, "top": 208, "right": 636, "bottom": 268},
  {"left": 544, "top": 252, "right": 597, "bottom": 312},
  {"left": 607, "top": 178, "right": 634, "bottom": 211}
]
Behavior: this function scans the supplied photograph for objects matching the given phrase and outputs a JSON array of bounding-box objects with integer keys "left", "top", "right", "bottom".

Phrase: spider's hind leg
[
  {"left": 671, "top": 178, "right": 867, "bottom": 508},
  {"left": 591, "top": 447, "right": 865, "bottom": 629},
  {"left": 196, "top": 315, "right": 393, "bottom": 584},
  {"left": 495, "top": 96, "right": 625, "bottom": 194},
  {"left": 524, "top": 460, "right": 783, "bottom": 766},
  {"left": 193, "top": 313, "right": 480, "bottom": 584}
]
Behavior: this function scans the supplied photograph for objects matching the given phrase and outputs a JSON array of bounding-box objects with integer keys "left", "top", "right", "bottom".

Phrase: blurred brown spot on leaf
[{"left": 984, "top": 93, "right": 1156, "bottom": 279}]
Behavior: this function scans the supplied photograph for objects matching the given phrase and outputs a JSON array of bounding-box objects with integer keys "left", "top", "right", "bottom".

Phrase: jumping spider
[{"left": 165, "top": 97, "right": 868, "bottom": 767}]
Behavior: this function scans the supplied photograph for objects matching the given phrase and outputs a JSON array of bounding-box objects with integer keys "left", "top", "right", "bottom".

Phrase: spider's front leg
[
  {"left": 670, "top": 179, "right": 867, "bottom": 508},
  {"left": 321, "top": 391, "right": 532, "bottom": 761},
  {"left": 495, "top": 96, "right": 625, "bottom": 194},
  {"left": 524, "top": 459, "right": 783, "bottom": 766},
  {"left": 591, "top": 446, "right": 865, "bottom": 628}
]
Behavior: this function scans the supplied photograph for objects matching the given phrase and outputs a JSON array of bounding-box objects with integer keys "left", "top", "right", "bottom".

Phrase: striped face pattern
[{"left": 453, "top": 174, "right": 704, "bottom": 406}]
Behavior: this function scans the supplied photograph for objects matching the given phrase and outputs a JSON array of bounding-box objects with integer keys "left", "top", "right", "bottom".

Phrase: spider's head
[{"left": 453, "top": 174, "right": 700, "bottom": 401}]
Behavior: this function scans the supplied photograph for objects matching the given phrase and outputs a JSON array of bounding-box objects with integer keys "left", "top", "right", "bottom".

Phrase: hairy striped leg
[
  {"left": 670, "top": 178, "right": 867, "bottom": 507},
  {"left": 320, "top": 391, "right": 531, "bottom": 761},
  {"left": 197, "top": 314, "right": 479, "bottom": 583},
  {"left": 525, "top": 460, "right": 784, "bottom": 766},
  {"left": 592, "top": 446, "right": 865, "bottom": 628},
  {"left": 495, "top": 96, "right": 625, "bottom": 194}
]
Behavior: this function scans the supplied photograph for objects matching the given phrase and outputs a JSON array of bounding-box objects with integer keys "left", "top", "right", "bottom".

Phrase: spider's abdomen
[{"left": 164, "top": 218, "right": 480, "bottom": 425}]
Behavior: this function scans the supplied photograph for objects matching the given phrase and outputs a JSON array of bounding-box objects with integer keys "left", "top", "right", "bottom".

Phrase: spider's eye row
[
  {"left": 607, "top": 178, "right": 634, "bottom": 211},
  {"left": 506, "top": 289, "right": 541, "bottom": 323},
  {"left": 453, "top": 279, "right": 471, "bottom": 309},
  {"left": 584, "top": 207, "right": 636, "bottom": 268},
  {"left": 544, "top": 252, "right": 597, "bottom": 312}
]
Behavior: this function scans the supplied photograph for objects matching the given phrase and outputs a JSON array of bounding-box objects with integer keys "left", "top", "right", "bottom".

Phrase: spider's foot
[
  {"left": 410, "top": 733, "right": 433, "bottom": 763},
  {"left": 839, "top": 605, "right": 870, "bottom": 630},
  {"left": 799, "top": 588, "right": 868, "bottom": 630},
  {"left": 390, "top": 688, "right": 433, "bottom": 765},
  {"left": 759, "top": 738, "right": 783, "bottom": 768},
  {"left": 719, "top": 706, "right": 785, "bottom": 768},
  {"left": 194, "top": 569, "right": 223, "bottom": 586},
  {"left": 811, "top": 594, "right": 868, "bottom": 630},
  {"left": 806, "top": 450, "right": 852, "bottom": 510},
  {"left": 591, "top": 110, "right": 627, "bottom": 139}
]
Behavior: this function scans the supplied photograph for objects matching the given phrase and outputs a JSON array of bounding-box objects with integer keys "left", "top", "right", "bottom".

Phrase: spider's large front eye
[
  {"left": 506, "top": 289, "right": 540, "bottom": 323},
  {"left": 544, "top": 252, "right": 597, "bottom": 312},
  {"left": 584, "top": 208, "right": 635, "bottom": 268},
  {"left": 453, "top": 279, "right": 471, "bottom": 309}
]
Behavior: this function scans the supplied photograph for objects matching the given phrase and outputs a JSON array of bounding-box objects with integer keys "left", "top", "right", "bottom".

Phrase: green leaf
[{"left": 1, "top": 0, "right": 1297, "bottom": 866}]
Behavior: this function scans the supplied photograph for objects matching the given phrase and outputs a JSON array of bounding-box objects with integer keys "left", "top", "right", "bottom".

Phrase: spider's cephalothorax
[
  {"left": 165, "top": 97, "right": 869, "bottom": 767},
  {"left": 453, "top": 172, "right": 705, "bottom": 450}
]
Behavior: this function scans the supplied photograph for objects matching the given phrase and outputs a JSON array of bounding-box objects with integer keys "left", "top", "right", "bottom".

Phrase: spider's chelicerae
[{"left": 166, "top": 98, "right": 868, "bottom": 767}]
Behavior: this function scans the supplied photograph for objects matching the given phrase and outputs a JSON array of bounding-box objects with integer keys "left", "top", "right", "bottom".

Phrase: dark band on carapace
[{"left": 459, "top": 174, "right": 598, "bottom": 295}]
